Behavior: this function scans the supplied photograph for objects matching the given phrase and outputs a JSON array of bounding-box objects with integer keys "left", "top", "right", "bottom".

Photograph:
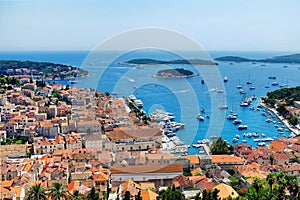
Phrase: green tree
[
  {"left": 289, "top": 116, "right": 299, "bottom": 126},
  {"left": 123, "top": 191, "right": 131, "bottom": 200},
  {"left": 158, "top": 186, "right": 184, "bottom": 200},
  {"left": 211, "top": 137, "right": 233, "bottom": 155},
  {"left": 25, "top": 183, "right": 48, "bottom": 200},
  {"left": 48, "top": 182, "right": 69, "bottom": 200},
  {"left": 73, "top": 190, "right": 82, "bottom": 200},
  {"left": 277, "top": 104, "right": 288, "bottom": 116},
  {"left": 87, "top": 187, "right": 99, "bottom": 200}
]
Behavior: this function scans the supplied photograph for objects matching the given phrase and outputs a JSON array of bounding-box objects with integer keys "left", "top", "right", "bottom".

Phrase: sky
[{"left": 0, "top": 0, "right": 299, "bottom": 51}]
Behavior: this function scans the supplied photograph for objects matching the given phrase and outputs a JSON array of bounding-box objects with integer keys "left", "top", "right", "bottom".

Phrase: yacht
[
  {"left": 233, "top": 119, "right": 242, "bottom": 125},
  {"left": 242, "top": 140, "right": 247, "bottom": 143},
  {"left": 239, "top": 89, "right": 246, "bottom": 94},
  {"left": 227, "top": 115, "right": 237, "bottom": 120},
  {"left": 238, "top": 125, "right": 248, "bottom": 130},
  {"left": 240, "top": 101, "right": 249, "bottom": 107},
  {"left": 197, "top": 114, "right": 205, "bottom": 121},
  {"left": 272, "top": 82, "right": 279, "bottom": 86},
  {"left": 218, "top": 104, "right": 228, "bottom": 109},
  {"left": 224, "top": 76, "right": 228, "bottom": 82}
]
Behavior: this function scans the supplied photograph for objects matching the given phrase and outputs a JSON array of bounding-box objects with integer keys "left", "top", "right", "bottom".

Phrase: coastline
[
  {"left": 259, "top": 99, "right": 300, "bottom": 137},
  {"left": 151, "top": 74, "right": 199, "bottom": 79}
]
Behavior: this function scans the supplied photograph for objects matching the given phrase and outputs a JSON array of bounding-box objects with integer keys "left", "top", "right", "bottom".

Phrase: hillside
[
  {"left": 0, "top": 60, "right": 89, "bottom": 80},
  {"left": 120, "top": 58, "right": 217, "bottom": 66},
  {"left": 215, "top": 53, "right": 300, "bottom": 64}
]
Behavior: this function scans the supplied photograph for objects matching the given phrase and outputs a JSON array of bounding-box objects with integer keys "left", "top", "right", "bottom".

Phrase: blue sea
[{"left": 1, "top": 50, "right": 299, "bottom": 154}]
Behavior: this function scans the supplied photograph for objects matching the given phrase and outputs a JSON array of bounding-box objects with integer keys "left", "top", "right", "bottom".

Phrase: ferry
[{"left": 238, "top": 125, "right": 248, "bottom": 130}]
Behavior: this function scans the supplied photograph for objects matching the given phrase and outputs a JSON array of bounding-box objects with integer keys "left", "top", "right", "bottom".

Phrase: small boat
[
  {"left": 235, "top": 135, "right": 240, "bottom": 139},
  {"left": 240, "top": 101, "right": 249, "bottom": 107},
  {"left": 224, "top": 76, "right": 228, "bottom": 82},
  {"left": 200, "top": 108, "right": 205, "bottom": 113},
  {"left": 206, "top": 115, "right": 210, "bottom": 119},
  {"left": 218, "top": 104, "right": 228, "bottom": 109},
  {"left": 246, "top": 81, "right": 252, "bottom": 85},
  {"left": 238, "top": 125, "right": 248, "bottom": 130},
  {"left": 242, "top": 140, "right": 247, "bottom": 143},
  {"left": 250, "top": 106, "right": 255, "bottom": 110},
  {"left": 232, "top": 138, "right": 239, "bottom": 143},
  {"left": 272, "top": 82, "right": 279, "bottom": 86},
  {"left": 249, "top": 86, "right": 255, "bottom": 90},
  {"left": 233, "top": 119, "right": 242, "bottom": 125},
  {"left": 239, "top": 89, "right": 246, "bottom": 94},
  {"left": 237, "top": 85, "right": 243, "bottom": 89},
  {"left": 257, "top": 105, "right": 263, "bottom": 108},
  {"left": 192, "top": 144, "right": 202, "bottom": 148},
  {"left": 227, "top": 115, "right": 237, "bottom": 120},
  {"left": 268, "top": 76, "right": 276, "bottom": 79},
  {"left": 283, "top": 65, "right": 288, "bottom": 68},
  {"left": 279, "top": 84, "right": 285, "bottom": 88},
  {"left": 197, "top": 114, "right": 205, "bottom": 121},
  {"left": 258, "top": 142, "right": 266, "bottom": 146},
  {"left": 253, "top": 132, "right": 259, "bottom": 137},
  {"left": 266, "top": 118, "right": 272, "bottom": 123},
  {"left": 201, "top": 79, "right": 205, "bottom": 84},
  {"left": 265, "top": 85, "right": 270, "bottom": 88},
  {"left": 217, "top": 89, "right": 224, "bottom": 93}
]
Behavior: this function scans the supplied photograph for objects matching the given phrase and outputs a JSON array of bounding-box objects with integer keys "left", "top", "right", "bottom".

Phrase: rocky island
[
  {"left": 0, "top": 60, "right": 89, "bottom": 80},
  {"left": 120, "top": 58, "right": 218, "bottom": 66},
  {"left": 215, "top": 53, "right": 300, "bottom": 64},
  {"left": 153, "top": 68, "right": 198, "bottom": 78}
]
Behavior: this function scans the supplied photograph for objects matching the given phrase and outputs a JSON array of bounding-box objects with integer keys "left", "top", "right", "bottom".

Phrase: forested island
[
  {"left": 153, "top": 68, "right": 198, "bottom": 78},
  {"left": 121, "top": 58, "right": 217, "bottom": 66},
  {"left": 0, "top": 60, "right": 89, "bottom": 80},
  {"left": 215, "top": 53, "right": 300, "bottom": 64}
]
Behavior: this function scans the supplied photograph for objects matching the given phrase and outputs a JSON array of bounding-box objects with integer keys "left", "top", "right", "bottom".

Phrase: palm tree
[
  {"left": 49, "top": 182, "right": 69, "bottom": 200},
  {"left": 25, "top": 183, "right": 48, "bottom": 200}
]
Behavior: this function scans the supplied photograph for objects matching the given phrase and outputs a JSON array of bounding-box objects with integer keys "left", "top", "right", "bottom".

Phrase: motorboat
[
  {"left": 232, "top": 138, "right": 239, "bottom": 143},
  {"left": 268, "top": 76, "right": 276, "bottom": 79},
  {"left": 272, "top": 82, "right": 279, "bottom": 86},
  {"left": 224, "top": 76, "right": 228, "bottom": 82},
  {"left": 239, "top": 89, "right": 246, "bottom": 94},
  {"left": 240, "top": 101, "right": 249, "bottom": 107},
  {"left": 233, "top": 119, "right": 242, "bottom": 125},
  {"left": 218, "top": 104, "right": 228, "bottom": 109},
  {"left": 238, "top": 125, "right": 248, "bottom": 130},
  {"left": 197, "top": 114, "right": 205, "bottom": 121},
  {"left": 227, "top": 115, "right": 237, "bottom": 120}
]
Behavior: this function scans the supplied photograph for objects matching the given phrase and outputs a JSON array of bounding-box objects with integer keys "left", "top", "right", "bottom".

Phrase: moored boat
[{"left": 238, "top": 125, "right": 248, "bottom": 130}]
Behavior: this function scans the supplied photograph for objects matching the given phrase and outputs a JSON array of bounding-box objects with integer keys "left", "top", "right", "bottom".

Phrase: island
[
  {"left": 152, "top": 68, "right": 198, "bottom": 78},
  {"left": 0, "top": 60, "right": 89, "bottom": 80},
  {"left": 120, "top": 58, "right": 218, "bottom": 66},
  {"left": 215, "top": 53, "right": 300, "bottom": 64}
]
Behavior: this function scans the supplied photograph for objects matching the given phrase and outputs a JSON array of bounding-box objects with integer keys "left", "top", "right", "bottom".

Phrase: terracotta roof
[
  {"left": 185, "top": 155, "right": 200, "bottom": 164},
  {"left": 269, "top": 141, "right": 288, "bottom": 152},
  {"left": 211, "top": 155, "right": 244, "bottom": 164},
  {"left": 141, "top": 189, "right": 159, "bottom": 200},
  {"left": 107, "top": 127, "right": 162, "bottom": 140},
  {"left": 111, "top": 164, "right": 182, "bottom": 174},
  {"left": 214, "top": 183, "right": 239, "bottom": 199},
  {"left": 191, "top": 167, "right": 202, "bottom": 176},
  {"left": 1, "top": 180, "right": 14, "bottom": 187}
]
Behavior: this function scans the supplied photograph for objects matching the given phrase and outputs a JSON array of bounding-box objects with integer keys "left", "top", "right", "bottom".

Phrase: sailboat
[
  {"left": 236, "top": 80, "right": 242, "bottom": 89},
  {"left": 246, "top": 75, "right": 252, "bottom": 84}
]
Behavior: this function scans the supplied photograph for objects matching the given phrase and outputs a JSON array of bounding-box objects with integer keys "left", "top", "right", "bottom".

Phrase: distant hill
[
  {"left": 0, "top": 60, "right": 89, "bottom": 80},
  {"left": 120, "top": 58, "right": 217, "bottom": 66},
  {"left": 215, "top": 53, "right": 300, "bottom": 64}
]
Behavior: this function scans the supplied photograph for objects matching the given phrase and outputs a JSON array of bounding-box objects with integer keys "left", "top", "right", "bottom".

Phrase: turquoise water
[{"left": 1, "top": 50, "right": 299, "bottom": 154}]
